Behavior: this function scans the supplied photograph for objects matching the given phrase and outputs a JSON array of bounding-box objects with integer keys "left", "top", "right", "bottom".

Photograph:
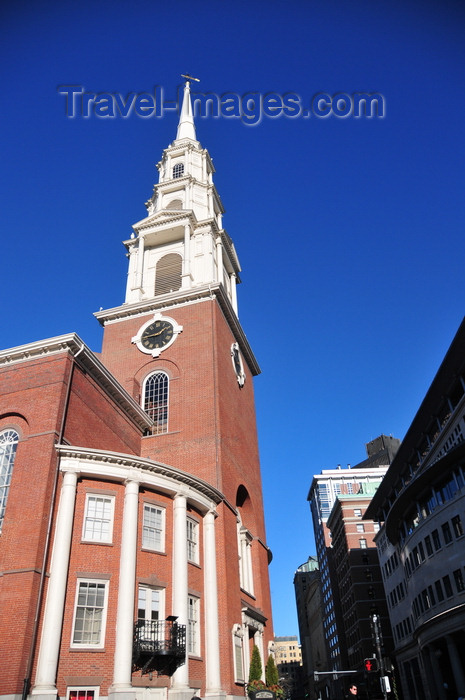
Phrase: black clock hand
[{"left": 144, "top": 328, "right": 167, "bottom": 339}]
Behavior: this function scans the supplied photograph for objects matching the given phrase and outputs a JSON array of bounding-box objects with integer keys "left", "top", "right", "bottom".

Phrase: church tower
[
  {"left": 0, "top": 79, "right": 272, "bottom": 700},
  {"left": 94, "top": 80, "right": 274, "bottom": 698}
]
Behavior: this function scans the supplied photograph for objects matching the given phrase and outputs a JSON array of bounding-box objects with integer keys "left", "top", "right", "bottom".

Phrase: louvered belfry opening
[{"left": 155, "top": 254, "right": 182, "bottom": 296}]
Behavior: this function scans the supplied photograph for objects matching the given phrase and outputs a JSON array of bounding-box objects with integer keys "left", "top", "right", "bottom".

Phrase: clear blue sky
[{"left": 2, "top": 0, "right": 465, "bottom": 637}]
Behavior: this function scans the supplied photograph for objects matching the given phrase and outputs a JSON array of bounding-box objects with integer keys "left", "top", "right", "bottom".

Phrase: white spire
[{"left": 176, "top": 80, "right": 197, "bottom": 141}]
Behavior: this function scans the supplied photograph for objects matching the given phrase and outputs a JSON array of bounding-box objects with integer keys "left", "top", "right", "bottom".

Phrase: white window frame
[
  {"left": 359, "top": 538, "right": 367, "bottom": 549},
  {"left": 66, "top": 688, "right": 99, "bottom": 700},
  {"left": 143, "top": 371, "right": 169, "bottom": 434},
  {"left": 356, "top": 523, "right": 365, "bottom": 533},
  {"left": 142, "top": 503, "right": 166, "bottom": 552},
  {"left": 232, "top": 624, "right": 245, "bottom": 683},
  {"left": 238, "top": 524, "right": 254, "bottom": 596},
  {"left": 0, "top": 428, "right": 19, "bottom": 532},
  {"left": 137, "top": 585, "right": 165, "bottom": 643},
  {"left": 82, "top": 494, "right": 115, "bottom": 543},
  {"left": 187, "top": 595, "right": 200, "bottom": 656},
  {"left": 187, "top": 517, "right": 199, "bottom": 564},
  {"left": 71, "top": 579, "right": 109, "bottom": 649}
]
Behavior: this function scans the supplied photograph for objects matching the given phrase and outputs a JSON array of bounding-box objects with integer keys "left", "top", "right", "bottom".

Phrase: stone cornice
[
  {"left": 0, "top": 333, "right": 153, "bottom": 432},
  {"left": 57, "top": 444, "right": 224, "bottom": 508},
  {"left": 131, "top": 209, "right": 197, "bottom": 234},
  {"left": 94, "top": 284, "right": 260, "bottom": 376}
]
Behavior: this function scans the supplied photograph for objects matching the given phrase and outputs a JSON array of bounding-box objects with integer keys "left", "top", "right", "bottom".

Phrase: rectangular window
[
  {"left": 442, "top": 521, "right": 453, "bottom": 544},
  {"left": 67, "top": 689, "right": 98, "bottom": 700},
  {"left": 442, "top": 575, "right": 453, "bottom": 598},
  {"left": 453, "top": 568, "right": 465, "bottom": 592},
  {"left": 137, "top": 586, "right": 164, "bottom": 645},
  {"left": 187, "top": 517, "right": 199, "bottom": 563},
  {"left": 452, "top": 514, "right": 464, "bottom": 538},
  {"left": 138, "top": 585, "right": 163, "bottom": 623},
  {"left": 187, "top": 595, "right": 200, "bottom": 656},
  {"left": 354, "top": 509, "right": 362, "bottom": 517},
  {"left": 142, "top": 504, "right": 165, "bottom": 551},
  {"left": 356, "top": 524, "right": 365, "bottom": 533},
  {"left": 233, "top": 629, "right": 245, "bottom": 683},
  {"left": 418, "top": 542, "right": 425, "bottom": 562},
  {"left": 435, "top": 579, "right": 444, "bottom": 602},
  {"left": 432, "top": 529, "right": 441, "bottom": 550},
  {"left": 428, "top": 585, "right": 436, "bottom": 606},
  {"left": 424, "top": 535, "right": 433, "bottom": 556},
  {"left": 71, "top": 580, "right": 108, "bottom": 648},
  {"left": 82, "top": 495, "right": 114, "bottom": 543},
  {"left": 359, "top": 538, "right": 367, "bottom": 549}
]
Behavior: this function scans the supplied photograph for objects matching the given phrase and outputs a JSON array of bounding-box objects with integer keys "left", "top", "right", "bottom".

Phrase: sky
[{"left": 2, "top": 0, "right": 465, "bottom": 637}]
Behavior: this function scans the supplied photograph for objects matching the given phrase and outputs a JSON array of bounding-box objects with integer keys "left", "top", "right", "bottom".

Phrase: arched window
[
  {"left": 143, "top": 372, "right": 169, "bottom": 434},
  {"left": 172, "top": 163, "right": 184, "bottom": 179},
  {"left": 155, "top": 253, "right": 182, "bottom": 297},
  {"left": 0, "top": 429, "right": 19, "bottom": 531}
]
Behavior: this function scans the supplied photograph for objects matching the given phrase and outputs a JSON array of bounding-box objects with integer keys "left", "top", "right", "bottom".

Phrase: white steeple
[
  {"left": 176, "top": 81, "right": 196, "bottom": 142},
  {"left": 118, "top": 80, "right": 241, "bottom": 317}
]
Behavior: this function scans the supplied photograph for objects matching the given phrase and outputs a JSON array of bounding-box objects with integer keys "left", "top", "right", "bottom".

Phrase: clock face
[
  {"left": 231, "top": 342, "right": 246, "bottom": 387},
  {"left": 141, "top": 320, "right": 174, "bottom": 351}
]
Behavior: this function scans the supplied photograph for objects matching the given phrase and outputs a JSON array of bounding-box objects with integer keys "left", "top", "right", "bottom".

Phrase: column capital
[{"left": 124, "top": 471, "right": 141, "bottom": 488}]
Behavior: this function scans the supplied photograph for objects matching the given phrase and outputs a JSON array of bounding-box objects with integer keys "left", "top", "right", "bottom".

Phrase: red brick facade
[{"left": 0, "top": 93, "right": 274, "bottom": 700}]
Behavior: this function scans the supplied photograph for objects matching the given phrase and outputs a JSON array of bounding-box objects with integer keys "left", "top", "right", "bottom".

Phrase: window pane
[
  {"left": 187, "top": 518, "right": 198, "bottom": 562},
  {"left": 142, "top": 504, "right": 164, "bottom": 550},
  {"left": 144, "top": 372, "right": 169, "bottom": 434},
  {"left": 73, "top": 582, "right": 106, "bottom": 645},
  {"left": 188, "top": 596, "right": 199, "bottom": 655},
  {"left": 0, "top": 430, "right": 19, "bottom": 530},
  {"left": 83, "top": 496, "right": 113, "bottom": 542}
]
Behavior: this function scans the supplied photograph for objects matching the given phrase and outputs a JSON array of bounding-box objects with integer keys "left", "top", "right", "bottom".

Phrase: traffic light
[{"left": 364, "top": 658, "right": 379, "bottom": 672}]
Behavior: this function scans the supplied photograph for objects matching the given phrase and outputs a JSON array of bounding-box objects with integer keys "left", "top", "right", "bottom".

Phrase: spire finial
[{"left": 176, "top": 74, "right": 200, "bottom": 141}]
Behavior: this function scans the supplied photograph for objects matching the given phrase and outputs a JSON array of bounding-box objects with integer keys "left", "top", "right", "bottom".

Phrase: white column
[
  {"left": 202, "top": 152, "right": 206, "bottom": 182},
  {"left": 110, "top": 478, "right": 140, "bottom": 694},
  {"left": 230, "top": 273, "right": 238, "bottom": 315},
  {"left": 127, "top": 243, "right": 138, "bottom": 293},
  {"left": 135, "top": 236, "right": 144, "bottom": 290},
  {"left": 242, "top": 623, "right": 251, "bottom": 682},
  {"left": 32, "top": 469, "right": 78, "bottom": 698},
  {"left": 204, "top": 509, "right": 221, "bottom": 695},
  {"left": 215, "top": 236, "right": 223, "bottom": 285},
  {"left": 182, "top": 223, "right": 191, "bottom": 288},
  {"left": 255, "top": 628, "right": 265, "bottom": 681},
  {"left": 172, "top": 491, "right": 189, "bottom": 689}
]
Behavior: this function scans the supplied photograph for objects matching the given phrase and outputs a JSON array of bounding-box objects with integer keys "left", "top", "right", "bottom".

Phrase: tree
[
  {"left": 265, "top": 655, "right": 279, "bottom": 687},
  {"left": 249, "top": 645, "right": 263, "bottom": 683}
]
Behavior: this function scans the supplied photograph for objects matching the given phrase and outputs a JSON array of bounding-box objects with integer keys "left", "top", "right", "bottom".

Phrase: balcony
[{"left": 133, "top": 618, "right": 186, "bottom": 675}]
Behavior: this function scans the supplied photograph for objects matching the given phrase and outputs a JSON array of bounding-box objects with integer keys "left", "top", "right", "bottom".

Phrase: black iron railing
[{"left": 133, "top": 619, "right": 186, "bottom": 675}]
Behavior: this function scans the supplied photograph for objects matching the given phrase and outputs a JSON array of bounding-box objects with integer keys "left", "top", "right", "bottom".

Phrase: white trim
[
  {"left": 187, "top": 516, "right": 199, "bottom": 564},
  {"left": 138, "top": 584, "right": 165, "bottom": 623},
  {"left": 70, "top": 578, "right": 109, "bottom": 649},
  {"left": 82, "top": 494, "right": 115, "bottom": 544},
  {"left": 142, "top": 503, "right": 166, "bottom": 552},
  {"left": 187, "top": 594, "right": 200, "bottom": 657},
  {"left": 142, "top": 370, "right": 169, "bottom": 434},
  {"left": 132, "top": 313, "right": 183, "bottom": 358},
  {"left": 231, "top": 343, "right": 246, "bottom": 387},
  {"left": 232, "top": 624, "right": 245, "bottom": 684}
]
